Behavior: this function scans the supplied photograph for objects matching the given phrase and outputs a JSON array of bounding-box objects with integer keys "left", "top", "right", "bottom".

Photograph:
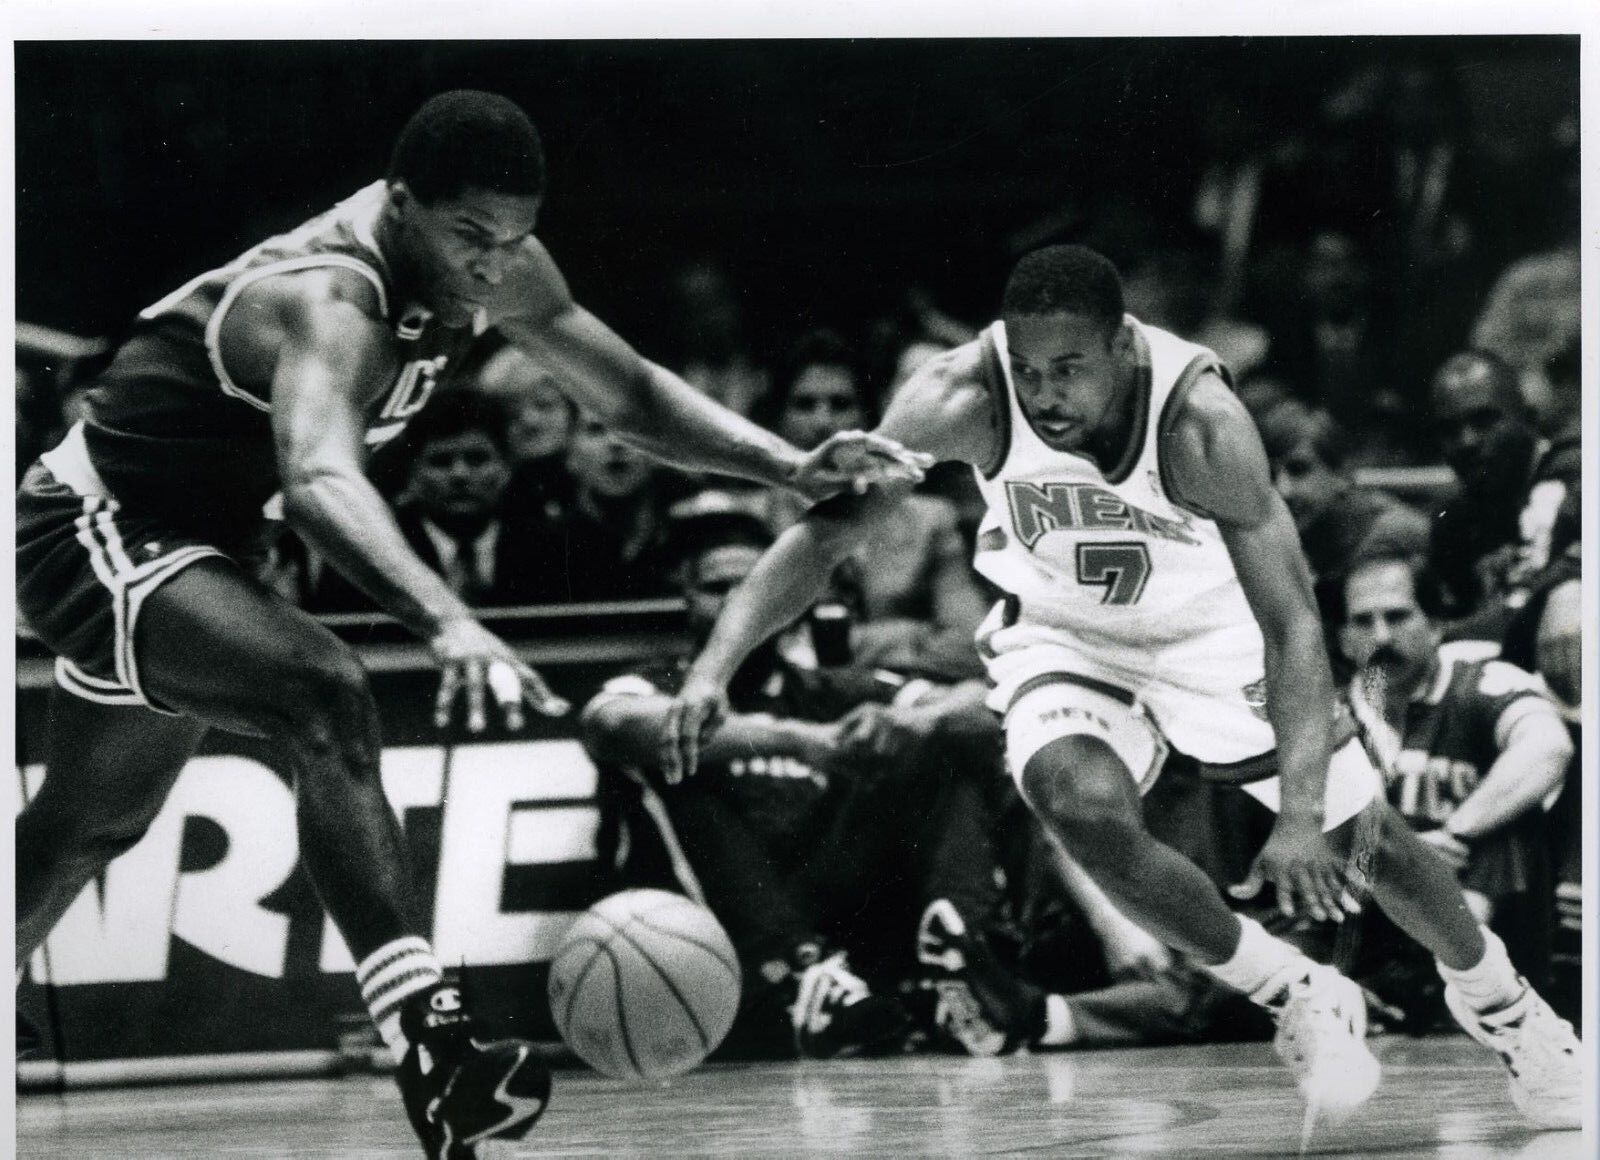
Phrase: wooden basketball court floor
[{"left": 17, "top": 1035, "right": 1592, "bottom": 1158}]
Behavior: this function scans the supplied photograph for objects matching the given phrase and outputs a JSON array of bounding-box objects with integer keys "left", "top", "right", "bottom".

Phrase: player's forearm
[
  {"left": 283, "top": 469, "right": 472, "bottom": 640},
  {"left": 689, "top": 522, "right": 860, "bottom": 688},
  {"left": 1445, "top": 722, "right": 1573, "bottom": 841},
  {"left": 1262, "top": 618, "right": 1336, "bottom": 826},
  {"left": 582, "top": 696, "right": 806, "bottom": 766},
  {"left": 615, "top": 362, "right": 805, "bottom": 489}
]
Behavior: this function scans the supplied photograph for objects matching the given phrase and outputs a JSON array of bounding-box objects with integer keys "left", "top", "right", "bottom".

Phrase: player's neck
[{"left": 1082, "top": 366, "right": 1140, "bottom": 472}]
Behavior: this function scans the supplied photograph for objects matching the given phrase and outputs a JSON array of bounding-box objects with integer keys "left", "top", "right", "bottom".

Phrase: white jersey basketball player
[{"left": 663, "top": 246, "right": 1581, "bottom": 1129}]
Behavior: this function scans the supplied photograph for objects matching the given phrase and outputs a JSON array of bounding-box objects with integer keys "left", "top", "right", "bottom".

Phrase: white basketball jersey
[{"left": 971, "top": 317, "right": 1264, "bottom": 658}]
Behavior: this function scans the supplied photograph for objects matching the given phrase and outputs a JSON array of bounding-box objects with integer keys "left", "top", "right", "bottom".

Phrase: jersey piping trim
[
  {"left": 204, "top": 254, "right": 391, "bottom": 413},
  {"left": 977, "top": 326, "right": 1012, "bottom": 480},
  {"left": 1101, "top": 322, "right": 1154, "bottom": 486},
  {"left": 1005, "top": 670, "right": 1136, "bottom": 716},
  {"left": 1155, "top": 352, "right": 1229, "bottom": 520}
]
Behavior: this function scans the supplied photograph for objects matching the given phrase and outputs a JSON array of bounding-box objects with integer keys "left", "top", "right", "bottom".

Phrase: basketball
[{"left": 547, "top": 889, "right": 742, "bottom": 1082}]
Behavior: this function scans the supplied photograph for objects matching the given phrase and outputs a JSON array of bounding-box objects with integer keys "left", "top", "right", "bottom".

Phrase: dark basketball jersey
[
  {"left": 1386, "top": 654, "right": 1553, "bottom": 825},
  {"left": 1384, "top": 652, "right": 1559, "bottom": 898},
  {"left": 73, "top": 181, "right": 477, "bottom": 536}
]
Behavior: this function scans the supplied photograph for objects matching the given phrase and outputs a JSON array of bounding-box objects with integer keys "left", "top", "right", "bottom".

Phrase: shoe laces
[
  {"left": 1278, "top": 968, "right": 1364, "bottom": 1040},
  {"left": 793, "top": 952, "right": 870, "bottom": 1031},
  {"left": 1485, "top": 992, "right": 1579, "bottom": 1086}
]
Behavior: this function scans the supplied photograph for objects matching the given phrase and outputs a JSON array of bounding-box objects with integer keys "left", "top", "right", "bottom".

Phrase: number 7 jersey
[{"left": 970, "top": 316, "right": 1264, "bottom": 659}]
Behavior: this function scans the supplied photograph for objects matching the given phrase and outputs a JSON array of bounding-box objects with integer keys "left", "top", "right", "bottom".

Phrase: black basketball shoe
[
  {"left": 790, "top": 951, "right": 913, "bottom": 1060},
  {"left": 396, "top": 984, "right": 551, "bottom": 1159},
  {"left": 916, "top": 899, "right": 1045, "bottom": 1056}
]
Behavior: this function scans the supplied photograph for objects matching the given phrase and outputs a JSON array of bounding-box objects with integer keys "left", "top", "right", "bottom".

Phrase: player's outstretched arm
[
  {"left": 1162, "top": 374, "right": 1351, "bottom": 923},
  {"left": 661, "top": 341, "right": 998, "bottom": 781},
  {"left": 580, "top": 681, "right": 832, "bottom": 770},
  {"left": 262, "top": 272, "right": 566, "bottom": 729},
  {"left": 662, "top": 486, "right": 904, "bottom": 782},
  {"left": 492, "top": 240, "right": 928, "bottom": 498}
]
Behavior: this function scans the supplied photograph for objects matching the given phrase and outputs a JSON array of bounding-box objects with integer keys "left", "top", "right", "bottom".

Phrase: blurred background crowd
[{"left": 15, "top": 37, "right": 1583, "bottom": 1059}]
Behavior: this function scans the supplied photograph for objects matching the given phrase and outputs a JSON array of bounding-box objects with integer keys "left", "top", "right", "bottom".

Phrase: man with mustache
[{"left": 1340, "top": 553, "right": 1573, "bottom": 985}]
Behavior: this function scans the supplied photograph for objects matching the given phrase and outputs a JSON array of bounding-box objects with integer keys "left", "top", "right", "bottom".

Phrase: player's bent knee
[
  {"left": 275, "top": 645, "right": 373, "bottom": 729},
  {"left": 1020, "top": 738, "right": 1143, "bottom": 865}
]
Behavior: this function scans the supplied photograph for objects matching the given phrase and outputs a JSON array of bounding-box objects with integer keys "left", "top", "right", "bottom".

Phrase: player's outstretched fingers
[
  {"left": 487, "top": 661, "right": 526, "bottom": 731},
  {"left": 465, "top": 658, "right": 489, "bottom": 733},
  {"left": 659, "top": 701, "right": 685, "bottom": 784},
  {"left": 1227, "top": 864, "right": 1265, "bottom": 903},
  {"left": 435, "top": 666, "right": 463, "bottom": 730},
  {"left": 512, "top": 660, "right": 570, "bottom": 717},
  {"left": 855, "top": 430, "right": 934, "bottom": 475}
]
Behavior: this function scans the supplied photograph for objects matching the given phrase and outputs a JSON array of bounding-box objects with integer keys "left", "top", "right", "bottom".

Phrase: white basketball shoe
[
  {"left": 1444, "top": 981, "right": 1582, "bottom": 1130},
  {"left": 1270, "top": 964, "right": 1382, "bottom": 1116}
]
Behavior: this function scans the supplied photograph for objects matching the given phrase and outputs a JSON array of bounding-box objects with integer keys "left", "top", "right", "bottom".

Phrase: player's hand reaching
[
  {"left": 1230, "top": 819, "right": 1361, "bottom": 924},
  {"left": 429, "top": 617, "right": 570, "bottom": 733},
  {"left": 789, "top": 430, "right": 934, "bottom": 501},
  {"left": 659, "top": 675, "right": 730, "bottom": 784}
]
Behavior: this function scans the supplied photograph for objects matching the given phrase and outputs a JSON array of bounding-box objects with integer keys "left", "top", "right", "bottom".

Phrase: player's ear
[
  {"left": 385, "top": 181, "right": 417, "bottom": 221},
  {"left": 1110, "top": 320, "right": 1134, "bottom": 358}
]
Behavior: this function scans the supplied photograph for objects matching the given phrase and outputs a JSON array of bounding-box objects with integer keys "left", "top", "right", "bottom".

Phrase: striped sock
[{"left": 356, "top": 936, "right": 445, "bottom": 1063}]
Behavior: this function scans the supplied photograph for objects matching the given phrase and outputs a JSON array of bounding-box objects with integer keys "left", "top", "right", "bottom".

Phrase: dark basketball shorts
[{"left": 17, "top": 460, "right": 263, "bottom": 712}]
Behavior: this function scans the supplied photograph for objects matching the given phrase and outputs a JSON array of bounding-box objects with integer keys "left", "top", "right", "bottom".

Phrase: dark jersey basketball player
[
  {"left": 661, "top": 246, "right": 1580, "bottom": 1130},
  {"left": 14, "top": 91, "right": 927, "bottom": 1160}
]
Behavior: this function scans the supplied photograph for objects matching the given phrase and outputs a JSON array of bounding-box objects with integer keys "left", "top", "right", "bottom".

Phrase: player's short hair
[
  {"left": 389, "top": 90, "right": 546, "bottom": 205},
  {"left": 1002, "top": 245, "right": 1125, "bottom": 335},
  {"left": 1343, "top": 551, "right": 1450, "bottom": 622},
  {"left": 405, "top": 388, "right": 509, "bottom": 457},
  {"left": 1256, "top": 404, "right": 1351, "bottom": 471}
]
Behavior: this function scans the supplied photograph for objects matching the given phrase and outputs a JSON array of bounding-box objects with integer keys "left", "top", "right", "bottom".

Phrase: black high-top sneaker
[
  {"left": 395, "top": 983, "right": 551, "bottom": 1159},
  {"left": 916, "top": 899, "right": 1046, "bottom": 1056},
  {"left": 790, "top": 949, "right": 914, "bottom": 1060}
]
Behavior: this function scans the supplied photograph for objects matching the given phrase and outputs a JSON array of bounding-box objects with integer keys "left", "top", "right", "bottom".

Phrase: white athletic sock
[
  {"left": 1037, "top": 993, "right": 1076, "bottom": 1047},
  {"left": 1202, "top": 915, "right": 1313, "bottom": 1008},
  {"left": 1436, "top": 926, "right": 1523, "bottom": 1014},
  {"left": 356, "top": 936, "right": 446, "bottom": 1063}
]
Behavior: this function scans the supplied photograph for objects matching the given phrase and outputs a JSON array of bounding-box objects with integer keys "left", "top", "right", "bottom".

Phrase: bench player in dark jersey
[{"left": 15, "top": 91, "right": 927, "bottom": 1160}]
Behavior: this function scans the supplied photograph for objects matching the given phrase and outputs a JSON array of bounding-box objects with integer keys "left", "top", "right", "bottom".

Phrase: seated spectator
[
  {"left": 1257, "top": 403, "right": 1429, "bottom": 645},
  {"left": 1268, "top": 229, "right": 1396, "bottom": 430},
  {"left": 580, "top": 506, "right": 1047, "bottom": 1059},
  {"left": 307, "top": 389, "right": 546, "bottom": 611},
  {"left": 473, "top": 343, "right": 578, "bottom": 517},
  {"left": 755, "top": 330, "right": 989, "bottom": 677},
  {"left": 1428, "top": 350, "right": 1545, "bottom": 621},
  {"left": 1340, "top": 553, "right": 1572, "bottom": 993},
  {"left": 1513, "top": 337, "right": 1581, "bottom": 583},
  {"left": 520, "top": 409, "right": 683, "bottom": 603},
  {"left": 1469, "top": 248, "right": 1581, "bottom": 430}
]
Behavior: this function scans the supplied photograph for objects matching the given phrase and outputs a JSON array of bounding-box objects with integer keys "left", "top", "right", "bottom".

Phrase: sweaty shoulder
[
  {"left": 1159, "top": 372, "right": 1274, "bottom": 527},
  {"left": 218, "top": 265, "right": 393, "bottom": 394},
  {"left": 878, "top": 338, "right": 1002, "bottom": 470}
]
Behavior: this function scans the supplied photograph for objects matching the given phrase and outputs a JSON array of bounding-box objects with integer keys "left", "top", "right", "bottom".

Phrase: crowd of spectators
[{"left": 15, "top": 55, "right": 1583, "bottom": 1060}]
